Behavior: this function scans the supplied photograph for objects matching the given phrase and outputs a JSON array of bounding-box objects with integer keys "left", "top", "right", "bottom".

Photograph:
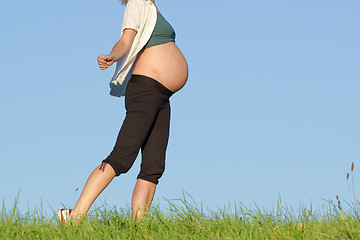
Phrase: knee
[
  {"left": 102, "top": 152, "right": 134, "bottom": 177},
  {"left": 137, "top": 168, "right": 165, "bottom": 185}
]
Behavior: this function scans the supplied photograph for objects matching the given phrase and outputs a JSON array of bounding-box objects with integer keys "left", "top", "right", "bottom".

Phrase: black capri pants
[{"left": 102, "top": 74, "right": 174, "bottom": 185}]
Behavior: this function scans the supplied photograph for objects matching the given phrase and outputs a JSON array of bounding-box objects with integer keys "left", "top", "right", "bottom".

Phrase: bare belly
[{"left": 132, "top": 42, "right": 188, "bottom": 93}]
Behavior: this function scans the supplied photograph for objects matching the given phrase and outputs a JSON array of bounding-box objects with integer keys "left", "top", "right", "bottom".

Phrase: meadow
[{"left": 1, "top": 164, "right": 359, "bottom": 239}]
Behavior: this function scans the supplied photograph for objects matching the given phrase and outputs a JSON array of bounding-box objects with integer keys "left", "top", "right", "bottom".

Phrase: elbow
[
  {"left": 119, "top": 40, "right": 133, "bottom": 52},
  {"left": 111, "top": 40, "right": 132, "bottom": 62}
]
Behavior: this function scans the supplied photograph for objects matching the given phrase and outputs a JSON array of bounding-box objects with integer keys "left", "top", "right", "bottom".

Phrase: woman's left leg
[{"left": 131, "top": 179, "right": 156, "bottom": 220}]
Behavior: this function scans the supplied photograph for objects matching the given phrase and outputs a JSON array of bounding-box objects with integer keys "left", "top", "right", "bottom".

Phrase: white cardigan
[{"left": 110, "top": 0, "right": 157, "bottom": 97}]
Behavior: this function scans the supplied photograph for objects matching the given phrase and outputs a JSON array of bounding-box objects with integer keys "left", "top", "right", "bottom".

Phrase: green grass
[
  {"left": 1, "top": 193, "right": 360, "bottom": 240},
  {"left": 2, "top": 163, "right": 359, "bottom": 239}
]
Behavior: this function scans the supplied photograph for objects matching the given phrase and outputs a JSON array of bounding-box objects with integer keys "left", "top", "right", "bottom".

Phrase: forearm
[{"left": 108, "top": 40, "right": 132, "bottom": 62}]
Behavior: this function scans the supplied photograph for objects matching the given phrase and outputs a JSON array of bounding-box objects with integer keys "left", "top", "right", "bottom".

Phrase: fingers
[
  {"left": 97, "top": 55, "right": 109, "bottom": 64},
  {"left": 97, "top": 55, "right": 114, "bottom": 70},
  {"left": 98, "top": 62, "right": 112, "bottom": 70},
  {"left": 99, "top": 64, "right": 109, "bottom": 70}
]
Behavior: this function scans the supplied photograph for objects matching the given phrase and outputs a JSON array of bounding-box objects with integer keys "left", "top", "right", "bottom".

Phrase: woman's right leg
[
  {"left": 132, "top": 93, "right": 172, "bottom": 220},
  {"left": 71, "top": 163, "right": 115, "bottom": 220}
]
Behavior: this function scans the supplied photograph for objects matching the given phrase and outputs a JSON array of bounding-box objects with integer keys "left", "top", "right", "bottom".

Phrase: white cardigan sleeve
[{"left": 121, "top": 0, "right": 141, "bottom": 33}]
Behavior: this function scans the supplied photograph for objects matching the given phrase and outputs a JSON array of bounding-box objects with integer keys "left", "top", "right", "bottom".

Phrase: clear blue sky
[{"left": 1, "top": 0, "right": 359, "bottom": 216}]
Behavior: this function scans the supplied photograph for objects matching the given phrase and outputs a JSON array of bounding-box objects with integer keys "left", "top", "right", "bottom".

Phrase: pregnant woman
[{"left": 58, "top": 0, "right": 188, "bottom": 222}]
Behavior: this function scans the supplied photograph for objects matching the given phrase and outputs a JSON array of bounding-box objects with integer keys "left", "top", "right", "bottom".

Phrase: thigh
[
  {"left": 115, "top": 101, "right": 160, "bottom": 154},
  {"left": 120, "top": 81, "right": 167, "bottom": 147},
  {"left": 138, "top": 102, "right": 171, "bottom": 184},
  {"left": 104, "top": 80, "right": 168, "bottom": 175}
]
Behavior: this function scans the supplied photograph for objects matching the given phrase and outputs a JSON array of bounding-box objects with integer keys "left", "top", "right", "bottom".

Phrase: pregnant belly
[{"left": 132, "top": 42, "right": 189, "bottom": 93}]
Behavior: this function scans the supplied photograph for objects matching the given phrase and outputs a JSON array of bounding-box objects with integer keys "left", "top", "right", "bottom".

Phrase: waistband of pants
[{"left": 131, "top": 74, "right": 174, "bottom": 97}]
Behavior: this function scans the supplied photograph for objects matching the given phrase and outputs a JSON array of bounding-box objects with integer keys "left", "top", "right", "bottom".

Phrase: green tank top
[{"left": 143, "top": 11, "right": 176, "bottom": 50}]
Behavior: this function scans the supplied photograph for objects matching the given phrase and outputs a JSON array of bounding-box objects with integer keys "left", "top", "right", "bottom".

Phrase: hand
[{"left": 97, "top": 54, "right": 115, "bottom": 70}]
